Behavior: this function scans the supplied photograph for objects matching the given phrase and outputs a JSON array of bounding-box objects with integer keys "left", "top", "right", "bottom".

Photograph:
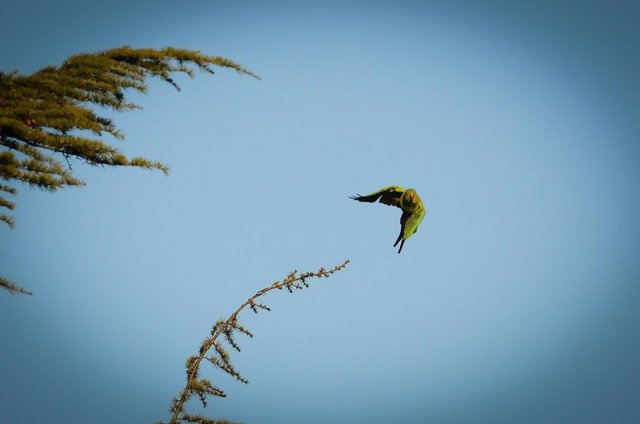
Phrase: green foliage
[
  {"left": 162, "top": 260, "right": 350, "bottom": 424},
  {"left": 0, "top": 46, "right": 258, "bottom": 295},
  {"left": 0, "top": 183, "right": 17, "bottom": 228}
]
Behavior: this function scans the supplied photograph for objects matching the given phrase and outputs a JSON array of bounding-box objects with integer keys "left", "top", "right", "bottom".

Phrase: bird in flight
[{"left": 351, "top": 185, "right": 426, "bottom": 253}]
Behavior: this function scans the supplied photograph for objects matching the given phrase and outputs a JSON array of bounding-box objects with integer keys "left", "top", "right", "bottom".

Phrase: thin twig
[{"left": 168, "top": 260, "right": 350, "bottom": 424}]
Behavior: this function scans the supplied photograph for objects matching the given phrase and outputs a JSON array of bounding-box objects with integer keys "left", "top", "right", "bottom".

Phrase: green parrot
[{"left": 350, "top": 185, "right": 426, "bottom": 253}]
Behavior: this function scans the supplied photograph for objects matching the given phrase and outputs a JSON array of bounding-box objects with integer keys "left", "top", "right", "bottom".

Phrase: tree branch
[
  {"left": 0, "top": 276, "right": 32, "bottom": 295},
  {"left": 165, "top": 260, "right": 350, "bottom": 424}
]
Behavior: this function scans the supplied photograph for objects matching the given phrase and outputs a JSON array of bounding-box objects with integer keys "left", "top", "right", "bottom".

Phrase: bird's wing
[
  {"left": 393, "top": 207, "right": 426, "bottom": 253},
  {"left": 402, "top": 207, "right": 426, "bottom": 239},
  {"left": 350, "top": 185, "right": 405, "bottom": 208}
]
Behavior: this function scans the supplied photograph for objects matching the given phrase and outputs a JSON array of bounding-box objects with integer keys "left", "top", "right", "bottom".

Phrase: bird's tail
[{"left": 394, "top": 233, "right": 405, "bottom": 254}]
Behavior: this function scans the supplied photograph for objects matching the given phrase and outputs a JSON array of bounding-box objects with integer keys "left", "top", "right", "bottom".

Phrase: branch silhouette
[
  {"left": 163, "top": 260, "right": 350, "bottom": 424},
  {"left": 0, "top": 276, "right": 32, "bottom": 295}
]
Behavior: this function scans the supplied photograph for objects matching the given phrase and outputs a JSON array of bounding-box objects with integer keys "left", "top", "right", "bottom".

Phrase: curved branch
[{"left": 166, "top": 260, "right": 350, "bottom": 424}]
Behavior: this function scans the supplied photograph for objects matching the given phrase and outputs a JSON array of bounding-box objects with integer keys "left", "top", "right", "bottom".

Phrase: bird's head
[{"left": 404, "top": 189, "right": 418, "bottom": 206}]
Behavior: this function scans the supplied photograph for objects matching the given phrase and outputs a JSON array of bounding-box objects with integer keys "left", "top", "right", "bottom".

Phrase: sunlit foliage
[{"left": 0, "top": 46, "right": 258, "bottom": 294}]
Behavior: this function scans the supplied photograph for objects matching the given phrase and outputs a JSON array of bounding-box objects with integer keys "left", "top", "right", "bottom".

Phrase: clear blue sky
[{"left": 1, "top": 1, "right": 639, "bottom": 423}]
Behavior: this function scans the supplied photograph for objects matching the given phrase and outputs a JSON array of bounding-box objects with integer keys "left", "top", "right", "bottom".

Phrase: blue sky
[{"left": 1, "top": 1, "right": 639, "bottom": 423}]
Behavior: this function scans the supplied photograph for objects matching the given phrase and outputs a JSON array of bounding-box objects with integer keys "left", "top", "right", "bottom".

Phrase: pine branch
[
  {"left": 0, "top": 276, "right": 32, "bottom": 295},
  {"left": 164, "top": 260, "right": 350, "bottom": 424},
  {"left": 0, "top": 46, "right": 259, "bottom": 294},
  {"left": 0, "top": 185, "right": 16, "bottom": 228},
  {"left": 0, "top": 46, "right": 259, "bottom": 187}
]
